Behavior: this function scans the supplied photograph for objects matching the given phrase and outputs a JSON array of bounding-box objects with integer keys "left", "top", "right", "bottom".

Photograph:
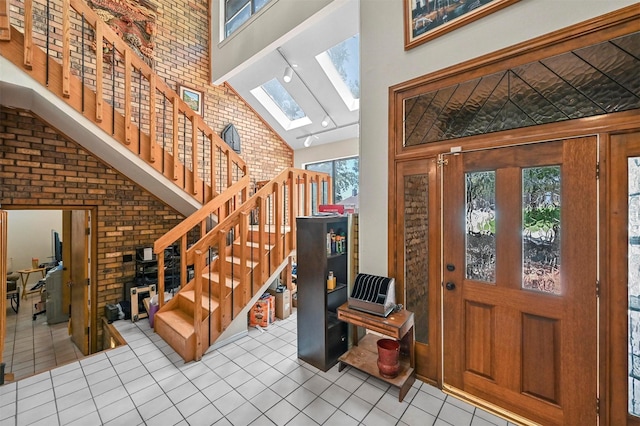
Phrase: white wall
[
  {"left": 211, "top": 0, "right": 334, "bottom": 83},
  {"left": 294, "top": 138, "right": 359, "bottom": 168},
  {"left": 7, "top": 210, "right": 62, "bottom": 286},
  {"left": 358, "top": 0, "right": 638, "bottom": 277}
]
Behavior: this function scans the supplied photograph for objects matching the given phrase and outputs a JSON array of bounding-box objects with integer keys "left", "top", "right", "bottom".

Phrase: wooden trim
[
  {"left": 391, "top": 5, "right": 640, "bottom": 159},
  {"left": 101, "top": 317, "right": 127, "bottom": 348},
  {"left": 0, "top": 210, "right": 7, "bottom": 367},
  {"left": 404, "top": 0, "right": 520, "bottom": 51},
  {"left": 0, "top": 0, "right": 10, "bottom": 41},
  {"left": 393, "top": 4, "right": 639, "bottom": 95},
  {"left": 61, "top": 0, "right": 70, "bottom": 97}
]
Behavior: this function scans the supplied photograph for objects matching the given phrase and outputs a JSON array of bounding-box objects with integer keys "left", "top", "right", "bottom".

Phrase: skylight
[
  {"left": 250, "top": 78, "right": 311, "bottom": 130},
  {"left": 316, "top": 34, "right": 360, "bottom": 111}
]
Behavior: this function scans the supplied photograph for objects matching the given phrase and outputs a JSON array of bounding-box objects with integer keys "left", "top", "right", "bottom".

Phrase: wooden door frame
[
  {"left": 606, "top": 131, "right": 640, "bottom": 425},
  {"left": 0, "top": 205, "right": 98, "bottom": 356}
]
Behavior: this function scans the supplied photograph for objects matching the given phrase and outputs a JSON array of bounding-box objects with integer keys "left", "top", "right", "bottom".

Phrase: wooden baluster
[
  {"left": 62, "top": 0, "right": 70, "bottom": 97},
  {"left": 95, "top": 21, "right": 103, "bottom": 122},
  {"left": 180, "top": 236, "right": 187, "bottom": 290},
  {"left": 239, "top": 212, "right": 248, "bottom": 306},
  {"left": 194, "top": 249, "right": 203, "bottom": 361},
  {"left": 304, "top": 173, "right": 311, "bottom": 216},
  {"left": 124, "top": 50, "right": 132, "bottom": 144},
  {"left": 0, "top": 0, "right": 10, "bottom": 41},
  {"left": 172, "top": 94, "right": 179, "bottom": 180},
  {"left": 217, "top": 230, "right": 227, "bottom": 331},
  {"left": 156, "top": 250, "right": 164, "bottom": 307},
  {"left": 192, "top": 115, "right": 198, "bottom": 194},
  {"left": 149, "top": 73, "right": 157, "bottom": 162},
  {"left": 274, "top": 182, "right": 282, "bottom": 265},
  {"left": 289, "top": 171, "right": 297, "bottom": 251},
  {"left": 23, "top": 0, "right": 32, "bottom": 68},
  {"left": 226, "top": 149, "right": 233, "bottom": 188},
  {"left": 257, "top": 196, "right": 266, "bottom": 287},
  {"left": 210, "top": 139, "right": 217, "bottom": 196}
]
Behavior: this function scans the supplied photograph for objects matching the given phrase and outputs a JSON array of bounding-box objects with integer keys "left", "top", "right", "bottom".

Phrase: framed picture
[
  {"left": 178, "top": 85, "right": 203, "bottom": 116},
  {"left": 404, "top": 0, "right": 520, "bottom": 50}
]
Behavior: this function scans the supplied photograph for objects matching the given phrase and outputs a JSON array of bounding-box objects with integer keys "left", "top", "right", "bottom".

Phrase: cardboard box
[
  {"left": 268, "top": 288, "right": 291, "bottom": 320},
  {"left": 249, "top": 294, "right": 275, "bottom": 327}
]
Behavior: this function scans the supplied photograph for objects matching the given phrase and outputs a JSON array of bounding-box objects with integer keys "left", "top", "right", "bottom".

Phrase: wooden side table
[
  {"left": 337, "top": 303, "right": 416, "bottom": 402},
  {"left": 17, "top": 267, "right": 47, "bottom": 300}
]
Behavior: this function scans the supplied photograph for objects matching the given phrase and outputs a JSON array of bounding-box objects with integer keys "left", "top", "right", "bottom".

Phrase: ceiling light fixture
[
  {"left": 321, "top": 115, "right": 330, "bottom": 128},
  {"left": 303, "top": 136, "right": 313, "bottom": 147},
  {"left": 283, "top": 66, "right": 294, "bottom": 83}
]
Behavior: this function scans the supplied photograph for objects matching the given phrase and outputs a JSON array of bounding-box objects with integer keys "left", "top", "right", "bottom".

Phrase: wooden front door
[
  {"left": 442, "top": 138, "right": 598, "bottom": 425},
  {"left": 67, "top": 210, "right": 90, "bottom": 355},
  {"left": 610, "top": 131, "right": 640, "bottom": 425}
]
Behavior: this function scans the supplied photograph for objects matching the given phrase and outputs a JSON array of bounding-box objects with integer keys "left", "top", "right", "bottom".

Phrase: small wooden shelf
[{"left": 337, "top": 303, "right": 416, "bottom": 402}]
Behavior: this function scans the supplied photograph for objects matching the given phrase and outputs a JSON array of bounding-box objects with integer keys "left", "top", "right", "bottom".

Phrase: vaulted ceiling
[{"left": 224, "top": 0, "right": 360, "bottom": 151}]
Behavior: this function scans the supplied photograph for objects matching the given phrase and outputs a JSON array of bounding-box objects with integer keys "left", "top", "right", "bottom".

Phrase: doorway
[
  {"left": 440, "top": 138, "right": 598, "bottom": 425},
  {"left": 609, "top": 131, "right": 640, "bottom": 425},
  {"left": 2, "top": 208, "right": 94, "bottom": 382}
]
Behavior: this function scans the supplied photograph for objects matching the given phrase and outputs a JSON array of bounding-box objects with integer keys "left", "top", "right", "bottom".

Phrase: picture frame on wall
[
  {"left": 404, "top": 0, "right": 520, "bottom": 50},
  {"left": 178, "top": 85, "right": 203, "bottom": 116}
]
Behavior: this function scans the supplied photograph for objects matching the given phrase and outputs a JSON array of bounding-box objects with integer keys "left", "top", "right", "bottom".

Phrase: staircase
[{"left": 0, "top": 0, "right": 333, "bottom": 361}]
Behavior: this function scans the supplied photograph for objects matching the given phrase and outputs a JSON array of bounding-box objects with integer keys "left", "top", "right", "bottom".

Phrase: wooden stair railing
[
  {"left": 0, "top": 0, "right": 247, "bottom": 205},
  {"left": 153, "top": 168, "right": 333, "bottom": 361}
]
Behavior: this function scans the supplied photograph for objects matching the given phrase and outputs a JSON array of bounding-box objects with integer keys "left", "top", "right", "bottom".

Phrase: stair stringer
[
  {"left": 203, "top": 250, "right": 295, "bottom": 355},
  {"left": 154, "top": 239, "right": 295, "bottom": 363}
]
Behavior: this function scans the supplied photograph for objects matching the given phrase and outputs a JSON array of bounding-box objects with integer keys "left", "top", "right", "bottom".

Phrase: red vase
[{"left": 376, "top": 338, "right": 400, "bottom": 379}]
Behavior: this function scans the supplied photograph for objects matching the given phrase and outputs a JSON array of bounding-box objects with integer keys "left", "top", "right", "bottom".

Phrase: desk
[
  {"left": 337, "top": 303, "right": 416, "bottom": 402},
  {"left": 17, "top": 267, "right": 46, "bottom": 300}
]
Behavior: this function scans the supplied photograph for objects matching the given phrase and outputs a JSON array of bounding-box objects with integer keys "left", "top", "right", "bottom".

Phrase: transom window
[{"left": 224, "top": 0, "right": 271, "bottom": 39}]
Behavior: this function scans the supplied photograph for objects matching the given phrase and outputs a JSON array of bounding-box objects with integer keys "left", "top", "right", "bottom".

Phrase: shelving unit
[
  {"left": 337, "top": 303, "right": 416, "bottom": 402},
  {"left": 296, "top": 215, "right": 350, "bottom": 372},
  {"left": 134, "top": 245, "right": 181, "bottom": 291}
]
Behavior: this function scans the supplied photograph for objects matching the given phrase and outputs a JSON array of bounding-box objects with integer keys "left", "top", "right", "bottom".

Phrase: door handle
[{"left": 445, "top": 282, "right": 456, "bottom": 291}]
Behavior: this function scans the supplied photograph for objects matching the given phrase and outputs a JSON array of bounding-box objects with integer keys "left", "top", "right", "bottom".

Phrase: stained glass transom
[{"left": 404, "top": 31, "right": 640, "bottom": 146}]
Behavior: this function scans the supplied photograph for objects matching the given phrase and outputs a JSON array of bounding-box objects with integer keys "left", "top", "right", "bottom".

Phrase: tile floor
[
  {"left": 1, "top": 309, "right": 519, "bottom": 426},
  {"left": 3, "top": 292, "right": 86, "bottom": 382}
]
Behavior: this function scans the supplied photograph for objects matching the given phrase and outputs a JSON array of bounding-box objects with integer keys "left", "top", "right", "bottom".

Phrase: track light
[
  {"left": 283, "top": 66, "right": 293, "bottom": 83},
  {"left": 303, "top": 136, "right": 313, "bottom": 147},
  {"left": 321, "top": 115, "right": 330, "bottom": 128}
]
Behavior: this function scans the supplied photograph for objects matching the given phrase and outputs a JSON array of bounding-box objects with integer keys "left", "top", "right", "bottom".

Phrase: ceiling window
[
  {"left": 250, "top": 78, "right": 311, "bottom": 130},
  {"left": 316, "top": 34, "right": 360, "bottom": 111},
  {"left": 224, "top": 0, "right": 271, "bottom": 39}
]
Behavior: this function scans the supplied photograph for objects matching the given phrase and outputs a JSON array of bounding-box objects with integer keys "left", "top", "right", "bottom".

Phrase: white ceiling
[{"left": 225, "top": 0, "right": 360, "bottom": 151}]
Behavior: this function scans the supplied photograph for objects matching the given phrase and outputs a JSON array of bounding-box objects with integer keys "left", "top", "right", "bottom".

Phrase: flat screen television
[{"left": 52, "top": 230, "right": 62, "bottom": 264}]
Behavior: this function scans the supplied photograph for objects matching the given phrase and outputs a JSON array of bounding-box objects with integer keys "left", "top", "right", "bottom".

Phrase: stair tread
[
  {"left": 180, "top": 290, "right": 220, "bottom": 311},
  {"left": 233, "top": 241, "right": 274, "bottom": 249},
  {"left": 155, "top": 309, "right": 195, "bottom": 337},
  {"left": 225, "top": 256, "right": 258, "bottom": 267},
  {"left": 201, "top": 271, "right": 240, "bottom": 288}
]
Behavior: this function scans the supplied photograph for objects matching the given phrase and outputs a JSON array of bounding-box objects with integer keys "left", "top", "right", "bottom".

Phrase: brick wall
[
  {"left": 151, "top": 0, "right": 293, "bottom": 184},
  {"left": 0, "top": 107, "right": 186, "bottom": 349}
]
